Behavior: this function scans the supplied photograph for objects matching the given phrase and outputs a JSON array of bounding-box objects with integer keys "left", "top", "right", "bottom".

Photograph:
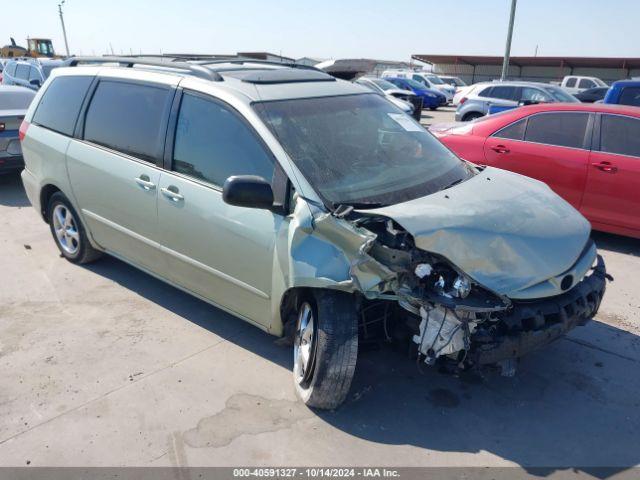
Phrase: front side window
[
  {"left": 84, "top": 81, "right": 172, "bottom": 162},
  {"left": 254, "top": 94, "right": 475, "bottom": 208},
  {"left": 412, "top": 75, "right": 428, "bottom": 87},
  {"left": 618, "top": 87, "right": 640, "bottom": 107},
  {"left": 565, "top": 78, "right": 577, "bottom": 88},
  {"left": 524, "top": 112, "right": 589, "bottom": 149},
  {"left": 15, "top": 64, "right": 29, "bottom": 80},
  {"left": 478, "top": 87, "right": 494, "bottom": 98},
  {"left": 173, "top": 93, "right": 274, "bottom": 187},
  {"left": 28, "top": 67, "right": 41, "bottom": 82},
  {"left": 600, "top": 115, "right": 640, "bottom": 157},
  {"left": 578, "top": 79, "right": 596, "bottom": 89},
  {"left": 521, "top": 87, "right": 552, "bottom": 103},
  {"left": 33, "top": 76, "right": 93, "bottom": 137}
]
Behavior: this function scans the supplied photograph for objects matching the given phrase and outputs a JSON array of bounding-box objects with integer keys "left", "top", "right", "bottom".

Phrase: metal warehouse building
[{"left": 412, "top": 55, "right": 640, "bottom": 85}]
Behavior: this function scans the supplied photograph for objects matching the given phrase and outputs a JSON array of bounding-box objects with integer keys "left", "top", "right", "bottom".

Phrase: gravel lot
[{"left": 1, "top": 141, "right": 639, "bottom": 471}]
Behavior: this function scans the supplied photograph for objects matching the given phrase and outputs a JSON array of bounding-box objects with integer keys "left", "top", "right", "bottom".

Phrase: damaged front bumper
[{"left": 469, "top": 255, "right": 608, "bottom": 368}]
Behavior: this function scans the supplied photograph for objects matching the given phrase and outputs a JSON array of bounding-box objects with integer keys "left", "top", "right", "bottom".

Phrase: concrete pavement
[{"left": 0, "top": 171, "right": 639, "bottom": 473}]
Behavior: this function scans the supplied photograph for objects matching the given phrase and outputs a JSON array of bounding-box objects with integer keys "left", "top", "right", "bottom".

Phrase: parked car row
[
  {"left": 16, "top": 57, "right": 610, "bottom": 409},
  {"left": 431, "top": 103, "right": 640, "bottom": 238}
]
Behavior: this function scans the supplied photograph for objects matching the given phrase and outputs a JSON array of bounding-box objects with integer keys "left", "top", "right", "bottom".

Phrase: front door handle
[
  {"left": 135, "top": 175, "right": 156, "bottom": 190},
  {"left": 161, "top": 186, "right": 184, "bottom": 202},
  {"left": 491, "top": 144, "right": 510, "bottom": 154},
  {"left": 591, "top": 161, "right": 618, "bottom": 173}
]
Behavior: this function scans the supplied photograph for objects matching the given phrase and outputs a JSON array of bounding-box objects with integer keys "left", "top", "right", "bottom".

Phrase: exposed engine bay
[{"left": 345, "top": 214, "right": 609, "bottom": 376}]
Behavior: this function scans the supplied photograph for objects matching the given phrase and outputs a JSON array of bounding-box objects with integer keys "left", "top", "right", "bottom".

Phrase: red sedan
[{"left": 431, "top": 103, "right": 640, "bottom": 239}]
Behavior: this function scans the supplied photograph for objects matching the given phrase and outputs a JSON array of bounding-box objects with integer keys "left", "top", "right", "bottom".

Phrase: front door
[
  {"left": 67, "top": 79, "right": 174, "bottom": 272},
  {"left": 484, "top": 111, "right": 591, "bottom": 208},
  {"left": 581, "top": 114, "right": 640, "bottom": 233},
  {"left": 157, "top": 90, "right": 279, "bottom": 327}
]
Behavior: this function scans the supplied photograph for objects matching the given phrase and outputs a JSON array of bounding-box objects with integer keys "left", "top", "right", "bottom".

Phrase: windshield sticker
[{"left": 387, "top": 113, "right": 423, "bottom": 132}]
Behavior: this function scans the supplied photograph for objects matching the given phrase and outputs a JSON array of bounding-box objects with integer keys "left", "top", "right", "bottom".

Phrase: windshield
[
  {"left": 403, "top": 78, "right": 426, "bottom": 90},
  {"left": 254, "top": 94, "right": 475, "bottom": 208},
  {"left": 371, "top": 78, "right": 400, "bottom": 91},
  {"left": 0, "top": 90, "right": 34, "bottom": 109},
  {"left": 426, "top": 75, "right": 444, "bottom": 85},
  {"left": 543, "top": 86, "right": 579, "bottom": 102}
]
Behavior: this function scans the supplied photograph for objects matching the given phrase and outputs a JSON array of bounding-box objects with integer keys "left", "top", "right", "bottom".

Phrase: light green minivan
[{"left": 20, "top": 58, "right": 608, "bottom": 409}]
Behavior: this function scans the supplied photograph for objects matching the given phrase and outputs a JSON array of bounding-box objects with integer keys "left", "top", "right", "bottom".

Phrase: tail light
[
  {"left": 459, "top": 97, "right": 468, "bottom": 105},
  {"left": 19, "top": 120, "right": 30, "bottom": 142}
]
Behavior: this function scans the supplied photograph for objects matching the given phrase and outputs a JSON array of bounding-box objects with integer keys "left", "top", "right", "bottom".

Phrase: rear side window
[
  {"left": 84, "top": 81, "right": 172, "bottom": 162},
  {"left": 172, "top": 92, "right": 274, "bottom": 187},
  {"left": 478, "top": 87, "right": 494, "bottom": 98},
  {"left": 28, "top": 67, "right": 41, "bottom": 81},
  {"left": 5, "top": 63, "right": 16, "bottom": 76},
  {"left": 618, "top": 87, "right": 640, "bottom": 107},
  {"left": 32, "top": 76, "right": 93, "bottom": 136},
  {"left": 600, "top": 115, "right": 640, "bottom": 157},
  {"left": 565, "top": 78, "right": 577, "bottom": 88},
  {"left": 15, "top": 64, "right": 29, "bottom": 80},
  {"left": 494, "top": 118, "right": 527, "bottom": 140},
  {"left": 489, "top": 86, "right": 516, "bottom": 100},
  {"left": 524, "top": 112, "right": 589, "bottom": 149}
]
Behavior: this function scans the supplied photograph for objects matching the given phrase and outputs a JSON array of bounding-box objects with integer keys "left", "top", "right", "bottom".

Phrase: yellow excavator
[{"left": 1, "top": 37, "right": 60, "bottom": 58}]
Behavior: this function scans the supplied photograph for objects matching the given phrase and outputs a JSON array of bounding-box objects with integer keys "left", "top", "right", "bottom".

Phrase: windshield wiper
[{"left": 441, "top": 178, "right": 464, "bottom": 191}]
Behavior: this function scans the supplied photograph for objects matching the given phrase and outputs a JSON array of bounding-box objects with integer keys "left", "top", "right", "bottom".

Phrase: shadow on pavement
[
  {"left": 0, "top": 171, "right": 30, "bottom": 208},
  {"left": 592, "top": 231, "right": 640, "bottom": 257}
]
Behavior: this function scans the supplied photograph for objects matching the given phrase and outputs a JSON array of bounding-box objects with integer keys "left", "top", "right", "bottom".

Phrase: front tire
[
  {"left": 48, "top": 192, "right": 102, "bottom": 264},
  {"left": 293, "top": 291, "right": 358, "bottom": 409}
]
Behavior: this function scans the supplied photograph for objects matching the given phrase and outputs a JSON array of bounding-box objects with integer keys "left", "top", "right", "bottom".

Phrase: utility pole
[
  {"left": 58, "top": 0, "right": 70, "bottom": 57},
  {"left": 500, "top": 0, "right": 517, "bottom": 81}
]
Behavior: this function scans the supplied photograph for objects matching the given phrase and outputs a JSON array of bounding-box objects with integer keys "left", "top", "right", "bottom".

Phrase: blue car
[
  {"left": 384, "top": 77, "right": 446, "bottom": 110},
  {"left": 603, "top": 80, "right": 640, "bottom": 107}
]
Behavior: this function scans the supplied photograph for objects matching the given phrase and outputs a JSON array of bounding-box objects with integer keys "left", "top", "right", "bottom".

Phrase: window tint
[
  {"left": 494, "top": 118, "right": 527, "bottom": 140},
  {"left": 524, "top": 112, "right": 589, "bottom": 148},
  {"left": 33, "top": 76, "right": 93, "bottom": 137},
  {"left": 565, "top": 78, "right": 577, "bottom": 88},
  {"left": 28, "top": 67, "right": 41, "bottom": 81},
  {"left": 600, "top": 115, "right": 640, "bottom": 157},
  {"left": 618, "top": 87, "right": 640, "bottom": 107},
  {"left": 478, "top": 87, "right": 494, "bottom": 98},
  {"left": 489, "top": 86, "right": 516, "bottom": 100},
  {"left": 578, "top": 79, "right": 595, "bottom": 89},
  {"left": 84, "top": 81, "right": 172, "bottom": 162},
  {"left": 15, "top": 64, "right": 29, "bottom": 80},
  {"left": 173, "top": 93, "right": 274, "bottom": 187}
]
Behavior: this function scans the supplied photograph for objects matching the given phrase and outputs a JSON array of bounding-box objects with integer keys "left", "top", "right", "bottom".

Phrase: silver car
[
  {"left": 455, "top": 81, "right": 579, "bottom": 121},
  {"left": 20, "top": 58, "right": 608, "bottom": 409}
]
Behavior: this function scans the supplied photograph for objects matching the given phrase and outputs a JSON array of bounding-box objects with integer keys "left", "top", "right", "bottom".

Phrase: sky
[{"left": 3, "top": 0, "right": 639, "bottom": 61}]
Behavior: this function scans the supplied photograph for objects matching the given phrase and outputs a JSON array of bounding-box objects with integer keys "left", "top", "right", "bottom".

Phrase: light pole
[
  {"left": 500, "top": 0, "right": 517, "bottom": 81},
  {"left": 58, "top": 0, "right": 70, "bottom": 57}
]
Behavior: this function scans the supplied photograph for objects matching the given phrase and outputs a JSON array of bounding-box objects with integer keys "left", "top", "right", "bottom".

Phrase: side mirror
[
  {"left": 518, "top": 100, "right": 536, "bottom": 106},
  {"left": 29, "top": 79, "right": 41, "bottom": 87},
  {"left": 222, "top": 175, "right": 274, "bottom": 210}
]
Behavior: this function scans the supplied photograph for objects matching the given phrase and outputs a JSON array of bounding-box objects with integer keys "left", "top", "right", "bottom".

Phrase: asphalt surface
[{"left": 1, "top": 142, "right": 639, "bottom": 473}]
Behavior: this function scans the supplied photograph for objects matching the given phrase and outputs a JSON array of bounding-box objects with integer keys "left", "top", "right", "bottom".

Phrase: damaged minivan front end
[{"left": 298, "top": 166, "right": 608, "bottom": 376}]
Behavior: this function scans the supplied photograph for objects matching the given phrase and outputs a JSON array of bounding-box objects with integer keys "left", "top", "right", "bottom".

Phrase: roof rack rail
[
  {"left": 63, "top": 56, "right": 223, "bottom": 81},
  {"left": 179, "top": 57, "right": 322, "bottom": 73}
]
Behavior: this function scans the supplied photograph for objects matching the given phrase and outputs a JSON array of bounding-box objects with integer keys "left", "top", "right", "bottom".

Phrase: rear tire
[
  {"left": 462, "top": 112, "right": 483, "bottom": 122},
  {"left": 293, "top": 291, "right": 358, "bottom": 410},
  {"left": 47, "top": 192, "right": 102, "bottom": 264},
  {"left": 429, "top": 106, "right": 438, "bottom": 111}
]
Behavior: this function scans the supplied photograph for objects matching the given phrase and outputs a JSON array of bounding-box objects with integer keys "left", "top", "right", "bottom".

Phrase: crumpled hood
[{"left": 364, "top": 167, "right": 592, "bottom": 297}]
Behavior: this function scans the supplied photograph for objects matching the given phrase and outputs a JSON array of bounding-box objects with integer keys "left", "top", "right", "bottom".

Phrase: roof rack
[
  {"left": 63, "top": 56, "right": 223, "bottom": 81},
  {"left": 180, "top": 57, "right": 322, "bottom": 73}
]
